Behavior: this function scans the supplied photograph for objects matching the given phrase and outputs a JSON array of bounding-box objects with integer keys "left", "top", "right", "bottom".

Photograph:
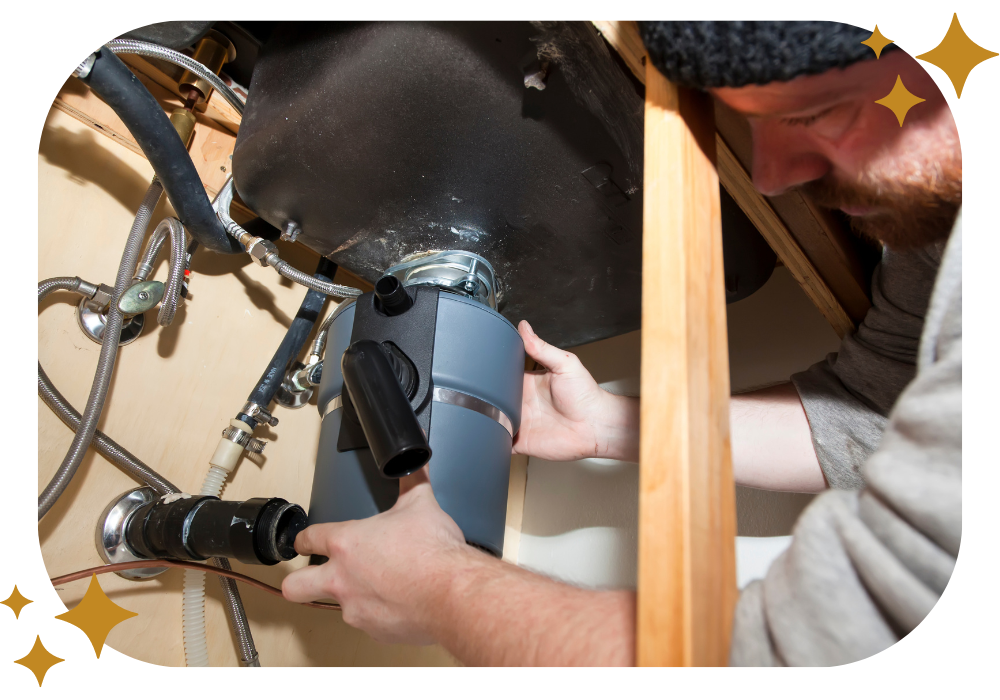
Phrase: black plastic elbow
[
  {"left": 124, "top": 495, "right": 307, "bottom": 565},
  {"left": 341, "top": 339, "right": 431, "bottom": 478}
]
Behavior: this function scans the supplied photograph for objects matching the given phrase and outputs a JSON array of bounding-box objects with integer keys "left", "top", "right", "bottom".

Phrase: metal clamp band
[
  {"left": 432, "top": 387, "right": 513, "bottom": 436},
  {"left": 221, "top": 426, "right": 266, "bottom": 454},
  {"left": 222, "top": 425, "right": 252, "bottom": 447},
  {"left": 322, "top": 389, "right": 513, "bottom": 436},
  {"left": 322, "top": 395, "right": 344, "bottom": 418}
]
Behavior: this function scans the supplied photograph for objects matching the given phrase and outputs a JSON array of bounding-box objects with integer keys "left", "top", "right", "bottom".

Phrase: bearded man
[{"left": 282, "top": 21, "right": 962, "bottom": 666}]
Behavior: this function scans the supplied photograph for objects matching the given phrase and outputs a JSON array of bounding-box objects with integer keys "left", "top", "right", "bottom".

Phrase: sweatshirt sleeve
[
  {"left": 731, "top": 225, "right": 961, "bottom": 666},
  {"left": 790, "top": 243, "right": 941, "bottom": 489}
]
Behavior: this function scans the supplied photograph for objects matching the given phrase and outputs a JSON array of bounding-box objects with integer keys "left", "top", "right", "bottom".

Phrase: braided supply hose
[
  {"left": 212, "top": 178, "right": 363, "bottom": 300},
  {"left": 38, "top": 180, "right": 163, "bottom": 520},
  {"left": 104, "top": 38, "right": 245, "bottom": 116}
]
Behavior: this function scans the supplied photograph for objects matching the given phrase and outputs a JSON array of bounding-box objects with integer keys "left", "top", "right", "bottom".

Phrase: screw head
[{"left": 137, "top": 291, "right": 149, "bottom": 301}]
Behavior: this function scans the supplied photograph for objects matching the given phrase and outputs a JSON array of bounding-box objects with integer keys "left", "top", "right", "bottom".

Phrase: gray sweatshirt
[{"left": 730, "top": 216, "right": 962, "bottom": 666}]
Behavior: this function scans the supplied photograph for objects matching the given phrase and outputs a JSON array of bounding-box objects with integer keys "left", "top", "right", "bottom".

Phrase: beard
[{"left": 798, "top": 140, "right": 962, "bottom": 251}]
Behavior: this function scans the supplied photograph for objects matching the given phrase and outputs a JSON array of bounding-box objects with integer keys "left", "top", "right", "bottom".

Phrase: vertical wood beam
[
  {"left": 595, "top": 20, "right": 869, "bottom": 336},
  {"left": 637, "top": 63, "right": 737, "bottom": 666}
]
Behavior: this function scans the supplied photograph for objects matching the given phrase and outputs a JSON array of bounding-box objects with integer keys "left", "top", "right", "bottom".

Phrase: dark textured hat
[{"left": 638, "top": 21, "right": 894, "bottom": 90}]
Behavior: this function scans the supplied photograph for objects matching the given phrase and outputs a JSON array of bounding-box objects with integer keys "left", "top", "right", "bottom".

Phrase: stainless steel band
[
  {"left": 432, "top": 387, "right": 513, "bottom": 436},
  {"left": 322, "top": 387, "right": 513, "bottom": 436},
  {"left": 321, "top": 395, "right": 343, "bottom": 418}
]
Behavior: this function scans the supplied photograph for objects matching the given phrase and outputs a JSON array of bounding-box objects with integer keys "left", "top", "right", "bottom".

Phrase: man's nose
[{"left": 750, "top": 122, "right": 831, "bottom": 197}]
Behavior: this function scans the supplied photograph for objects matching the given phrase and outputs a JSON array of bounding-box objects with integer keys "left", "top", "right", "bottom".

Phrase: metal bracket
[{"left": 384, "top": 250, "right": 499, "bottom": 309}]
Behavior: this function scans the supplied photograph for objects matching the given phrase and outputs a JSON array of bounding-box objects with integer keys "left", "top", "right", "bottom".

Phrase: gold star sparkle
[
  {"left": 917, "top": 13, "right": 998, "bottom": 97},
  {"left": 14, "top": 636, "right": 63, "bottom": 687},
  {"left": 876, "top": 75, "right": 926, "bottom": 127},
  {"left": 1, "top": 585, "right": 32, "bottom": 619},
  {"left": 54, "top": 574, "right": 137, "bottom": 658},
  {"left": 862, "top": 25, "right": 894, "bottom": 59}
]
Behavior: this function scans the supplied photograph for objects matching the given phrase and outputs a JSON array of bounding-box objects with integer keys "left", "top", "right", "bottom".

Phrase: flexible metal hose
[
  {"left": 39, "top": 230, "right": 257, "bottom": 667},
  {"left": 213, "top": 557, "right": 260, "bottom": 666},
  {"left": 134, "top": 225, "right": 167, "bottom": 281},
  {"left": 40, "top": 350, "right": 257, "bottom": 662},
  {"left": 133, "top": 217, "right": 186, "bottom": 326},
  {"left": 156, "top": 218, "right": 187, "bottom": 327},
  {"left": 38, "top": 364, "right": 179, "bottom": 495},
  {"left": 37, "top": 279, "right": 175, "bottom": 491},
  {"left": 38, "top": 277, "right": 87, "bottom": 300},
  {"left": 39, "top": 295, "right": 257, "bottom": 663},
  {"left": 311, "top": 313, "right": 338, "bottom": 358},
  {"left": 212, "top": 178, "right": 363, "bottom": 300},
  {"left": 38, "top": 180, "right": 163, "bottom": 521},
  {"left": 310, "top": 301, "right": 345, "bottom": 360},
  {"left": 271, "top": 259, "right": 363, "bottom": 298},
  {"left": 104, "top": 39, "right": 245, "bottom": 116}
]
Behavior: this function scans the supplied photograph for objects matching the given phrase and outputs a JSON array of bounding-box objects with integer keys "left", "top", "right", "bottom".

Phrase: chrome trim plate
[{"left": 96, "top": 487, "right": 168, "bottom": 580}]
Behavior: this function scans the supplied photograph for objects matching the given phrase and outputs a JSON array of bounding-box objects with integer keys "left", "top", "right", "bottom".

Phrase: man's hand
[
  {"left": 283, "top": 469, "right": 636, "bottom": 665},
  {"left": 514, "top": 320, "right": 639, "bottom": 462},
  {"left": 282, "top": 471, "right": 471, "bottom": 645}
]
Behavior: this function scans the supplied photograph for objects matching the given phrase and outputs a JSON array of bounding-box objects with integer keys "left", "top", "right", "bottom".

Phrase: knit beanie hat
[{"left": 637, "top": 21, "right": 896, "bottom": 89}]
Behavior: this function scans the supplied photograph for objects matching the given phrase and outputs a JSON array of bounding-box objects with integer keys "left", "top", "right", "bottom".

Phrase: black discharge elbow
[
  {"left": 124, "top": 495, "right": 307, "bottom": 566},
  {"left": 341, "top": 339, "right": 431, "bottom": 478}
]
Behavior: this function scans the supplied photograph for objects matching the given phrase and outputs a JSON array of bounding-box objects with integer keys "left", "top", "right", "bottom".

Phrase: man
[{"left": 282, "top": 22, "right": 962, "bottom": 666}]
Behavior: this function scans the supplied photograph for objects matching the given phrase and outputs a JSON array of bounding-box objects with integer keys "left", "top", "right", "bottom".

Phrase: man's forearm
[
  {"left": 428, "top": 548, "right": 635, "bottom": 666},
  {"left": 729, "top": 382, "right": 827, "bottom": 492}
]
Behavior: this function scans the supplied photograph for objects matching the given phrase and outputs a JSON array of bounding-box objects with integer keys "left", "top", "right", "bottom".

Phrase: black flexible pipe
[
  {"left": 239, "top": 258, "right": 339, "bottom": 427},
  {"left": 81, "top": 48, "right": 242, "bottom": 255}
]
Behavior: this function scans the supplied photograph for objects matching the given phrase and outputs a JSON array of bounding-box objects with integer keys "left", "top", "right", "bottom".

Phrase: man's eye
[{"left": 783, "top": 107, "right": 835, "bottom": 128}]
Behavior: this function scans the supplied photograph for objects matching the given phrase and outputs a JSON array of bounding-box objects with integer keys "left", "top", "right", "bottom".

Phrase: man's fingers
[
  {"left": 294, "top": 522, "right": 342, "bottom": 557},
  {"left": 282, "top": 564, "right": 335, "bottom": 604},
  {"left": 518, "top": 320, "right": 578, "bottom": 374}
]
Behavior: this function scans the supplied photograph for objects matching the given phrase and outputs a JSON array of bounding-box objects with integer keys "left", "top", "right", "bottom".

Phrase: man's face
[{"left": 711, "top": 50, "right": 961, "bottom": 250}]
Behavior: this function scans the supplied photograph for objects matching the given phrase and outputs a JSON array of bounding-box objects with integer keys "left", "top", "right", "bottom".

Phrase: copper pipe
[{"left": 50, "top": 559, "right": 341, "bottom": 611}]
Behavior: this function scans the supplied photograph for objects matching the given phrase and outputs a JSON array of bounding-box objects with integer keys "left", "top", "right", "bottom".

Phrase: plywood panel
[{"left": 38, "top": 107, "right": 457, "bottom": 667}]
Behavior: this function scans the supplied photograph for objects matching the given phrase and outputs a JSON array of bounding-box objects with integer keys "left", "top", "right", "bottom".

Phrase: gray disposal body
[{"left": 309, "top": 289, "right": 524, "bottom": 556}]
